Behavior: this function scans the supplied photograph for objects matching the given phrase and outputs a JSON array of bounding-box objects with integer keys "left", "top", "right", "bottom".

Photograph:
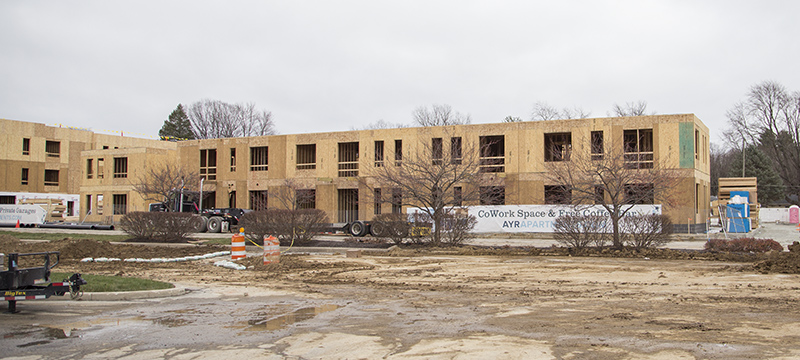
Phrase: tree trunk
[{"left": 611, "top": 215, "right": 622, "bottom": 249}]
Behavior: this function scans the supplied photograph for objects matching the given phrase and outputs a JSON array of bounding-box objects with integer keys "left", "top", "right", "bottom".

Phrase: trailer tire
[
  {"left": 192, "top": 216, "right": 208, "bottom": 233},
  {"left": 207, "top": 217, "right": 223, "bottom": 233},
  {"left": 369, "top": 221, "right": 386, "bottom": 237},
  {"left": 349, "top": 220, "right": 368, "bottom": 237}
]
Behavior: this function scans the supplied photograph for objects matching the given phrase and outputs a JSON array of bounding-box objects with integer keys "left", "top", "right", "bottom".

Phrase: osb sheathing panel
[
  {"left": 0, "top": 160, "right": 43, "bottom": 193},
  {"left": 78, "top": 148, "right": 176, "bottom": 219},
  {"left": 316, "top": 183, "right": 337, "bottom": 222},
  {"left": 5, "top": 115, "right": 711, "bottom": 227}
]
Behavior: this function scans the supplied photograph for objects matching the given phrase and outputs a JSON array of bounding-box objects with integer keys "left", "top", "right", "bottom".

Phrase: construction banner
[
  {"left": 469, "top": 204, "right": 662, "bottom": 233},
  {"left": 0, "top": 205, "right": 48, "bottom": 226}
]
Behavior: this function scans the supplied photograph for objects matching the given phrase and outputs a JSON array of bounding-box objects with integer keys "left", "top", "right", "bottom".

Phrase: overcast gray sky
[{"left": 2, "top": 1, "right": 798, "bottom": 143}]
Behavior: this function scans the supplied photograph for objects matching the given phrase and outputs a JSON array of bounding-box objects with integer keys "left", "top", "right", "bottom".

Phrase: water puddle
[
  {"left": 7, "top": 326, "right": 73, "bottom": 348},
  {"left": 246, "top": 304, "right": 339, "bottom": 331},
  {"left": 153, "top": 316, "right": 192, "bottom": 327}
]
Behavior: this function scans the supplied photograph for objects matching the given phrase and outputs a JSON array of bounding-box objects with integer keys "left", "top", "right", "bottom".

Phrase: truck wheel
[
  {"left": 348, "top": 220, "right": 367, "bottom": 237},
  {"left": 369, "top": 221, "right": 386, "bottom": 237},
  {"left": 207, "top": 217, "right": 223, "bottom": 233},
  {"left": 192, "top": 216, "right": 208, "bottom": 233}
]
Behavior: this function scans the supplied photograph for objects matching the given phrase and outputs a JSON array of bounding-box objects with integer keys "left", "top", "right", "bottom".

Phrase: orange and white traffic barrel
[
  {"left": 263, "top": 235, "right": 280, "bottom": 264},
  {"left": 231, "top": 229, "right": 246, "bottom": 260}
]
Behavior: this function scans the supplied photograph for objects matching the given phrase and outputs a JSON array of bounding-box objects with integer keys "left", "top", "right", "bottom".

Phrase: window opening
[
  {"left": 113, "top": 194, "right": 127, "bottom": 215},
  {"left": 338, "top": 142, "right": 359, "bottom": 177},
  {"left": 594, "top": 185, "right": 604, "bottom": 204},
  {"left": 113, "top": 157, "right": 128, "bottom": 178},
  {"left": 44, "top": 169, "right": 59, "bottom": 186},
  {"left": 296, "top": 144, "right": 316, "bottom": 170},
  {"left": 45, "top": 140, "right": 60, "bottom": 158},
  {"left": 374, "top": 141, "right": 384, "bottom": 167},
  {"left": 623, "top": 129, "right": 654, "bottom": 169},
  {"left": 624, "top": 183, "right": 655, "bottom": 204},
  {"left": 480, "top": 186, "right": 505, "bottom": 205},
  {"left": 591, "top": 131, "right": 603, "bottom": 160},
  {"left": 250, "top": 146, "right": 268, "bottom": 171},
  {"left": 21, "top": 168, "right": 29, "bottom": 185},
  {"left": 544, "top": 185, "right": 571, "bottom": 204},
  {"left": 544, "top": 133, "right": 572, "bottom": 162},
  {"left": 230, "top": 148, "right": 236, "bottom": 172},
  {"left": 394, "top": 139, "right": 403, "bottom": 166},
  {"left": 200, "top": 149, "right": 218, "bottom": 179},
  {"left": 249, "top": 190, "right": 268, "bottom": 210},
  {"left": 432, "top": 138, "right": 443, "bottom": 165},
  {"left": 338, "top": 189, "right": 359, "bottom": 223},
  {"left": 228, "top": 191, "right": 237, "bottom": 208},
  {"left": 374, "top": 188, "right": 382, "bottom": 215},
  {"left": 451, "top": 137, "right": 462, "bottom": 164},
  {"left": 22, "top": 138, "right": 30, "bottom": 155},
  {"left": 86, "top": 159, "right": 93, "bottom": 179},
  {"left": 391, "top": 188, "right": 402, "bottom": 214},
  {"left": 479, "top": 135, "right": 505, "bottom": 172},
  {"left": 296, "top": 189, "right": 316, "bottom": 209}
]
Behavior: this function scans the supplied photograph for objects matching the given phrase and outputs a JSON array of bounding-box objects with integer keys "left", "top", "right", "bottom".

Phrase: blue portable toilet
[{"left": 726, "top": 191, "right": 751, "bottom": 233}]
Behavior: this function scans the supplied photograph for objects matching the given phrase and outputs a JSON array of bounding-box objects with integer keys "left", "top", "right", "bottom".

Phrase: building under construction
[{"left": 0, "top": 114, "right": 711, "bottom": 233}]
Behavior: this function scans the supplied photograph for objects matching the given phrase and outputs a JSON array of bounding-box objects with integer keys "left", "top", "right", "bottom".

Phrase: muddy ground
[{"left": 3, "top": 235, "right": 800, "bottom": 359}]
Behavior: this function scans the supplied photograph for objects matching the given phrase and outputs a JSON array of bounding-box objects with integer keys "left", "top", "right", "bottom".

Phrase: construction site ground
[{"left": 2, "top": 224, "right": 800, "bottom": 359}]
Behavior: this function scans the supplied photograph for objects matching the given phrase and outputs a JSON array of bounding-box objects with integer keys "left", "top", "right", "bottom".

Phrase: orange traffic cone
[{"left": 15, "top": 220, "right": 20, "bottom": 228}]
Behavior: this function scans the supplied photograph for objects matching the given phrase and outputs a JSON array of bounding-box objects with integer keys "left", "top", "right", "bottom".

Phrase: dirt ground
[{"left": 3, "top": 235, "right": 800, "bottom": 359}]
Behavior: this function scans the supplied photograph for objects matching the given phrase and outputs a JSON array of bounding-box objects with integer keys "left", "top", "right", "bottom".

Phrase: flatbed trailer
[{"left": 1, "top": 252, "right": 86, "bottom": 313}]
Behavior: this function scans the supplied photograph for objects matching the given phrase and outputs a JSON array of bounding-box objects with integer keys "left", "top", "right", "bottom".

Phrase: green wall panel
[{"left": 679, "top": 122, "right": 695, "bottom": 169}]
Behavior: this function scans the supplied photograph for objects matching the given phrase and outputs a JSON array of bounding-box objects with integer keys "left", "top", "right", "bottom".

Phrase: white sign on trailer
[{"left": 0, "top": 205, "right": 48, "bottom": 226}]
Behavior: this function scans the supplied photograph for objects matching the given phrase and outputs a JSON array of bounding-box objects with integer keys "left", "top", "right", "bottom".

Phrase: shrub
[
  {"left": 289, "top": 209, "right": 329, "bottom": 242},
  {"left": 439, "top": 212, "right": 477, "bottom": 246},
  {"left": 621, "top": 214, "right": 674, "bottom": 249},
  {"left": 239, "top": 209, "right": 329, "bottom": 245},
  {"left": 239, "top": 210, "right": 274, "bottom": 244},
  {"left": 120, "top": 212, "right": 196, "bottom": 242},
  {"left": 705, "top": 237, "right": 783, "bottom": 253},
  {"left": 371, "top": 213, "right": 411, "bottom": 245},
  {"left": 553, "top": 214, "right": 609, "bottom": 249}
]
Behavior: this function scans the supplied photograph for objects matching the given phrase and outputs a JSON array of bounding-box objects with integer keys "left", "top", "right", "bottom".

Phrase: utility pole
[
  {"left": 178, "top": 176, "right": 185, "bottom": 212},
  {"left": 742, "top": 138, "right": 746, "bottom": 177}
]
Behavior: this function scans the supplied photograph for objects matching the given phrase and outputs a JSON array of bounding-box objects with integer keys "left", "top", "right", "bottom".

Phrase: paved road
[{"left": 4, "top": 222, "right": 799, "bottom": 251}]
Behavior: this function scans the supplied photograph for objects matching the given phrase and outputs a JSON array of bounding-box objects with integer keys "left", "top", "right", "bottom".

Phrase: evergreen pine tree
[
  {"left": 159, "top": 104, "right": 195, "bottom": 140},
  {"left": 728, "top": 146, "right": 785, "bottom": 205}
]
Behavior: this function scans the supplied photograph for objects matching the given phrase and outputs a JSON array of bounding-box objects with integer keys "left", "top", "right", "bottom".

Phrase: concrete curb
[{"left": 49, "top": 287, "right": 189, "bottom": 301}]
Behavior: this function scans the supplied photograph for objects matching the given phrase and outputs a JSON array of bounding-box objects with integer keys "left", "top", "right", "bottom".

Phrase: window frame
[{"left": 249, "top": 146, "right": 269, "bottom": 172}]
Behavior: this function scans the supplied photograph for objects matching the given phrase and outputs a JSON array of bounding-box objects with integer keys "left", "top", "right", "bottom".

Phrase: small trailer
[{"left": 1, "top": 252, "right": 86, "bottom": 313}]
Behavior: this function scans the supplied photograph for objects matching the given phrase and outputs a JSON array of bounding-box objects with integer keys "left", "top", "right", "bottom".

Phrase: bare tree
[
  {"left": 265, "top": 178, "right": 317, "bottom": 211},
  {"left": 412, "top": 104, "right": 471, "bottom": 127},
  {"left": 187, "top": 99, "right": 276, "bottom": 139},
  {"left": 722, "top": 81, "right": 800, "bottom": 201},
  {"left": 609, "top": 101, "right": 654, "bottom": 117},
  {"left": 367, "top": 130, "right": 500, "bottom": 245},
  {"left": 240, "top": 179, "right": 327, "bottom": 243},
  {"left": 544, "top": 138, "right": 681, "bottom": 249},
  {"left": 503, "top": 116, "right": 523, "bottom": 123},
  {"left": 709, "top": 143, "right": 738, "bottom": 195},
  {"left": 531, "top": 101, "right": 561, "bottom": 121},
  {"left": 560, "top": 106, "right": 592, "bottom": 119},
  {"left": 353, "top": 119, "right": 409, "bottom": 130},
  {"left": 531, "top": 102, "right": 591, "bottom": 121},
  {"left": 131, "top": 161, "right": 200, "bottom": 210}
]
